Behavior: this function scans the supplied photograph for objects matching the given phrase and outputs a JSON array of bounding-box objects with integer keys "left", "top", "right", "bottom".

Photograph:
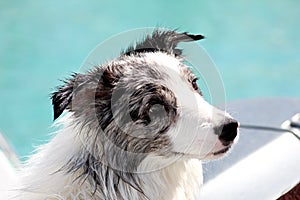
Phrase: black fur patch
[
  {"left": 51, "top": 73, "right": 85, "bottom": 120},
  {"left": 129, "top": 83, "right": 177, "bottom": 130}
]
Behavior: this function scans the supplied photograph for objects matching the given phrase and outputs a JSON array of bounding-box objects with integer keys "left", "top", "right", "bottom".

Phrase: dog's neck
[
  {"left": 135, "top": 156, "right": 203, "bottom": 200},
  {"left": 17, "top": 115, "right": 203, "bottom": 200}
]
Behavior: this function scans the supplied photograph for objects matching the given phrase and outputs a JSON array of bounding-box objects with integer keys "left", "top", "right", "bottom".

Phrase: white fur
[{"left": 14, "top": 114, "right": 203, "bottom": 200}]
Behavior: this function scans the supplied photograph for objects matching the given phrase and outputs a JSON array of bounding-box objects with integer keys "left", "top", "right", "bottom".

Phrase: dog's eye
[{"left": 191, "top": 78, "right": 199, "bottom": 91}]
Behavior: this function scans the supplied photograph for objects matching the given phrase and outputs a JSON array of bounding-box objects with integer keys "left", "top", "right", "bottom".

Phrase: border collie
[{"left": 16, "top": 30, "right": 238, "bottom": 200}]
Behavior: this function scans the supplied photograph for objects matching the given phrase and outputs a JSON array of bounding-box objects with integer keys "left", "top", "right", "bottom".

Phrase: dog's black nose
[{"left": 218, "top": 119, "right": 239, "bottom": 146}]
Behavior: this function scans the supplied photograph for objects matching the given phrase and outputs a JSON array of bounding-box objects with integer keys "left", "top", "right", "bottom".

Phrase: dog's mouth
[
  {"left": 212, "top": 146, "right": 231, "bottom": 156},
  {"left": 170, "top": 145, "right": 232, "bottom": 159}
]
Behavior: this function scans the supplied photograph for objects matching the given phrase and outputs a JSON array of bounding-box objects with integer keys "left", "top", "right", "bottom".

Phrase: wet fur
[{"left": 15, "top": 30, "right": 236, "bottom": 200}]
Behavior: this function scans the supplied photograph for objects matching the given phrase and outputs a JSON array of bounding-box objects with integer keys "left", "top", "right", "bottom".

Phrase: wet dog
[{"left": 16, "top": 30, "right": 238, "bottom": 200}]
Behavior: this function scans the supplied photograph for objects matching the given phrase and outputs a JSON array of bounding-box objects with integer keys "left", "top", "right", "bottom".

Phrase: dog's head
[{"left": 52, "top": 30, "right": 238, "bottom": 170}]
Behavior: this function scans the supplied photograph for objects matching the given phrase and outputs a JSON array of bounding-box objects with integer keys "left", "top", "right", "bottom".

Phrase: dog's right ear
[
  {"left": 51, "top": 74, "right": 78, "bottom": 120},
  {"left": 124, "top": 30, "right": 205, "bottom": 56}
]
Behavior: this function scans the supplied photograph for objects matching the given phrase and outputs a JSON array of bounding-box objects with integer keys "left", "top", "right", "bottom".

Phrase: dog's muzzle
[{"left": 217, "top": 119, "right": 239, "bottom": 146}]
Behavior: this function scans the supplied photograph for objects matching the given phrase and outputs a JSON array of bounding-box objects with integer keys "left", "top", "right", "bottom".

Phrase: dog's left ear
[{"left": 51, "top": 74, "right": 80, "bottom": 120}]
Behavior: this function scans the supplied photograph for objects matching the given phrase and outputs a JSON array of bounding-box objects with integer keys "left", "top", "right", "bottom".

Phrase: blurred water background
[{"left": 0, "top": 1, "right": 299, "bottom": 159}]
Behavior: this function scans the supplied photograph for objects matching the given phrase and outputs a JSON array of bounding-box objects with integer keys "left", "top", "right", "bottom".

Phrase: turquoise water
[{"left": 1, "top": 1, "right": 299, "bottom": 159}]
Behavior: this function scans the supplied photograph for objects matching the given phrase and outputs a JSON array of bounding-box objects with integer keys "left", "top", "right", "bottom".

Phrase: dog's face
[
  {"left": 141, "top": 53, "right": 238, "bottom": 160},
  {"left": 52, "top": 30, "right": 238, "bottom": 171}
]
